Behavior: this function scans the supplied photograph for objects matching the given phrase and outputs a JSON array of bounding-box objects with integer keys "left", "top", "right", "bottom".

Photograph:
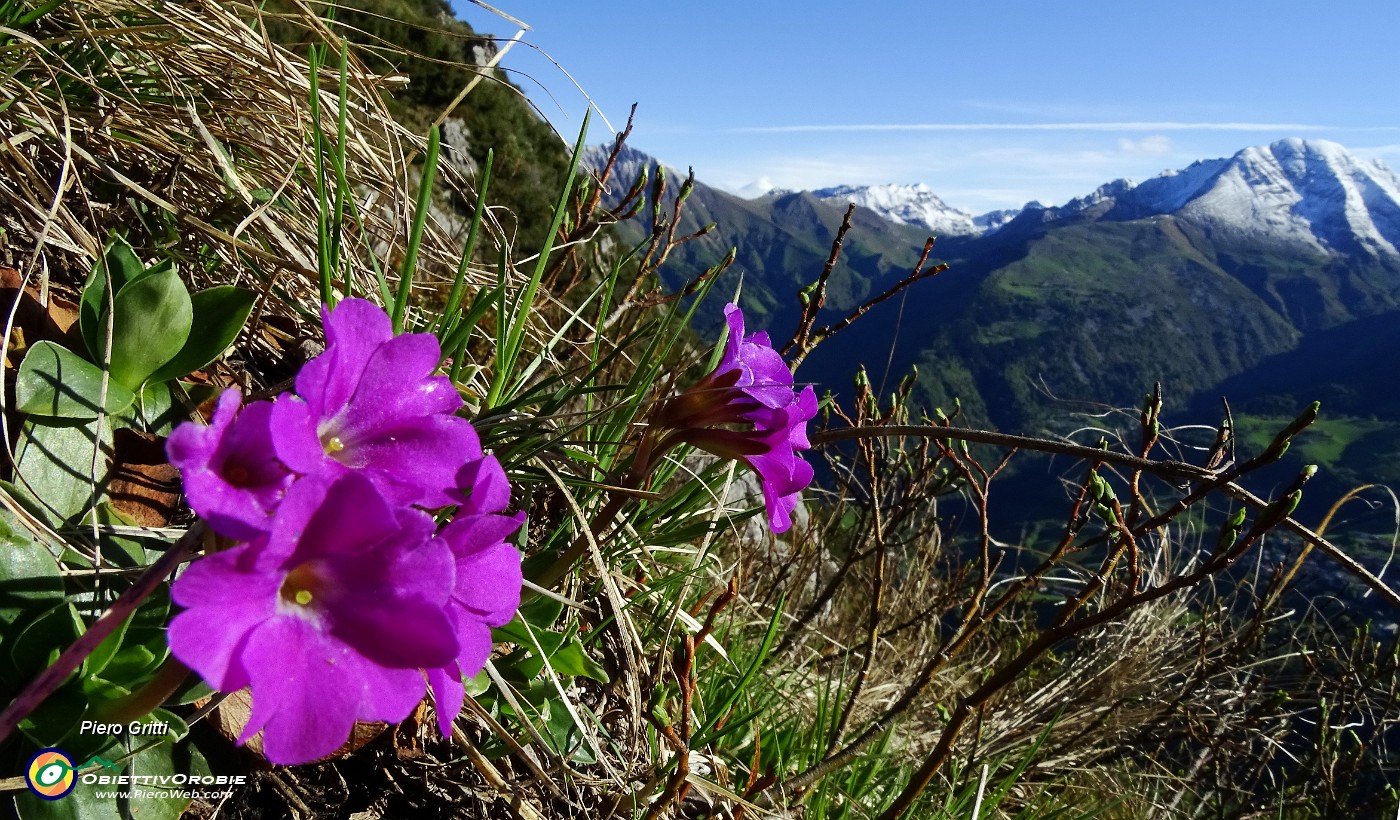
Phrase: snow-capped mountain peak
[
  {"left": 973, "top": 208, "right": 1022, "bottom": 233},
  {"left": 1118, "top": 139, "right": 1400, "bottom": 255},
  {"left": 809, "top": 182, "right": 988, "bottom": 236},
  {"left": 1055, "top": 177, "right": 1139, "bottom": 220},
  {"left": 801, "top": 140, "right": 1400, "bottom": 253}
]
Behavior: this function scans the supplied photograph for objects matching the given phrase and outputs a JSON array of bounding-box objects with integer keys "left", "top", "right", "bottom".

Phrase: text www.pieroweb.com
[{"left": 86, "top": 773, "right": 247, "bottom": 802}]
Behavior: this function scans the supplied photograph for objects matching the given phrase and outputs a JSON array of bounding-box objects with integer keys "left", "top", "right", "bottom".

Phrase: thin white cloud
[
  {"left": 1118, "top": 135, "right": 1174, "bottom": 155},
  {"left": 1353, "top": 144, "right": 1400, "bottom": 160},
  {"left": 724, "top": 122, "right": 1381, "bottom": 135}
]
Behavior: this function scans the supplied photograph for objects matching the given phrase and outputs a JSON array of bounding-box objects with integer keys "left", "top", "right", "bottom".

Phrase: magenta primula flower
[
  {"left": 166, "top": 389, "right": 293, "bottom": 540},
  {"left": 168, "top": 474, "right": 461, "bottom": 765},
  {"left": 164, "top": 297, "right": 529, "bottom": 762},
  {"left": 655, "top": 303, "right": 817, "bottom": 533},
  {"left": 270, "top": 298, "right": 478, "bottom": 509}
]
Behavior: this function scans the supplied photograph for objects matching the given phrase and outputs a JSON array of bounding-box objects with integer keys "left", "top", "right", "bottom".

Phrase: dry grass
[
  {"left": 728, "top": 394, "right": 1400, "bottom": 817},
  {"left": 0, "top": 0, "right": 481, "bottom": 338}
]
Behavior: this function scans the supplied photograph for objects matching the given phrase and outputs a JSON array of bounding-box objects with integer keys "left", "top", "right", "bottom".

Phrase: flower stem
[
  {"left": 533, "top": 431, "right": 670, "bottom": 589},
  {"left": 92, "top": 657, "right": 190, "bottom": 724}
]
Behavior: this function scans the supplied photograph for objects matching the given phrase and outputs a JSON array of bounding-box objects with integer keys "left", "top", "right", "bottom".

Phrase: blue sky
[{"left": 447, "top": 1, "right": 1400, "bottom": 214}]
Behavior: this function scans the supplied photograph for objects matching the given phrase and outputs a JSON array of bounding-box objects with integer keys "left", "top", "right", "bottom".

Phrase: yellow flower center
[{"left": 280, "top": 562, "right": 325, "bottom": 609}]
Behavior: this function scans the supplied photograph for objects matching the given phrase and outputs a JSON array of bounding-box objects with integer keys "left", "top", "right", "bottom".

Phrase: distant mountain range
[
  {"left": 801, "top": 139, "right": 1400, "bottom": 255},
  {"left": 584, "top": 139, "right": 1400, "bottom": 512}
]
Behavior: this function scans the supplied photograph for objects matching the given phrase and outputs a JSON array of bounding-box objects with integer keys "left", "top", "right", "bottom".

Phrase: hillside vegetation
[{"left": 257, "top": 0, "right": 570, "bottom": 249}]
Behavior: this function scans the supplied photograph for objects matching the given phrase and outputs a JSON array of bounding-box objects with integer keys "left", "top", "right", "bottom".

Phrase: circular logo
[{"left": 25, "top": 748, "right": 76, "bottom": 800}]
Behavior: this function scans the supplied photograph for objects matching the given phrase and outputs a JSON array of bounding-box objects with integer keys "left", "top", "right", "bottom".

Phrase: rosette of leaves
[
  {"left": 10, "top": 238, "right": 254, "bottom": 523},
  {"left": 2, "top": 238, "right": 248, "bottom": 817}
]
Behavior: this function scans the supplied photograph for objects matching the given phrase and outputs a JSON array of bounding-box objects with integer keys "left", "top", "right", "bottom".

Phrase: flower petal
[
  {"left": 330, "top": 594, "right": 459, "bottom": 669},
  {"left": 334, "top": 333, "right": 462, "bottom": 439},
  {"left": 454, "top": 454, "right": 511, "bottom": 515},
  {"left": 337, "top": 415, "right": 479, "bottom": 508},
  {"left": 354, "top": 663, "right": 429, "bottom": 726},
  {"left": 658, "top": 304, "right": 816, "bottom": 534},
  {"left": 239, "top": 616, "right": 362, "bottom": 765},
  {"left": 167, "top": 391, "right": 292, "bottom": 539},
  {"left": 269, "top": 396, "right": 333, "bottom": 477},
  {"left": 450, "top": 532, "right": 524, "bottom": 624},
  {"left": 296, "top": 299, "right": 393, "bottom": 418},
  {"left": 286, "top": 474, "right": 403, "bottom": 563},
  {"left": 453, "top": 615, "right": 494, "bottom": 677},
  {"left": 280, "top": 299, "right": 488, "bottom": 508},
  {"left": 426, "top": 665, "right": 465, "bottom": 737}
]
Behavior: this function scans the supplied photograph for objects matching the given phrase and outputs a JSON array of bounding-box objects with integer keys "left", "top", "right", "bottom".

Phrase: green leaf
[
  {"left": 169, "top": 675, "right": 214, "bottom": 706},
  {"left": 13, "top": 417, "right": 113, "bottom": 523},
  {"left": 491, "top": 617, "right": 566, "bottom": 656},
  {"left": 146, "top": 708, "right": 189, "bottom": 743},
  {"left": 694, "top": 594, "right": 785, "bottom": 747},
  {"left": 81, "top": 674, "right": 132, "bottom": 703},
  {"left": 8, "top": 602, "right": 82, "bottom": 682},
  {"left": 99, "top": 645, "right": 157, "bottom": 687},
  {"left": 147, "top": 285, "right": 254, "bottom": 383},
  {"left": 490, "top": 616, "right": 604, "bottom": 683},
  {"left": 537, "top": 695, "right": 598, "bottom": 764},
  {"left": 118, "top": 736, "right": 208, "bottom": 819},
  {"left": 14, "top": 686, "right": 89, "bottom": 753},
  {"left": 68, "top": 506, "right": 136, "bottom": 571},
  {"left": 105, "top": 266, "right": 192, "bottom": 391},
  {"left": 547, "top": 637, "right": 609, "bottom": 683},
  {"left": 79, "top": 608, "right": 130, "bottom": 681},
  {"left": 137, "top": 381, "right": 180, "bottom": 435},
  {"left": 464, "top": 668, "right": 491, "bottom": 697},
  {"left": 83, "top": 505, "right": 157, "bottom": 568},
  {"left": 0, "top": 537, "right": 62, "bottom": 630},
  {"left": 80, "top": 239, "right": 152, "bottom": 362},
  {"left": 110, "top": 381, "right": 175, "bottom": 434},
  {"left": 94, "top": 586, "right": 170, "bottom": 686},
  {"left": 15, "top": 341, "right": 136, "bottom": 418},
  {"left": 497, "top": 647, "right": 544, "bottom": 682},
  {"left": 518, "top": 594, "right": 564, "bottom": 630}
]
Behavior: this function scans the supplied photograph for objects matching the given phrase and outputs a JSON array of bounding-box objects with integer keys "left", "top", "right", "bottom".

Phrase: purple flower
[
  {"left": 425, "top": 452, "right": 525, "bottom": 735},
  {"left": 656, "top": 304, "right": 817, "bottom": 532},
  {"left": 269, "top": 298, "right": 478, "bottom": 509},
  {"left": 163, "top": 298, "right": 529, "bottom": 758},
  {"left": 167, "top": 474, "right": 460, "bottom": 765},
  {"left": 166, "top": 389, "right": 292, "bottom": 540}
]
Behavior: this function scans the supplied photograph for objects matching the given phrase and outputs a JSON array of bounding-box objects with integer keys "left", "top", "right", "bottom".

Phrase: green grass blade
[
  {"left": 695, "top": 595, "right": 785, "bottom": 746},
  {"left": 333, "top": 40, "right": 351, "bottom": 299},
  {"left": 485, "top": 110, "right": 590, "bottom": 408},
  {"left": 441, "top": 283, "right": 505, "bottom": 366},
  {"left": 391, "top": 124, "right": 442, "bottom": 334},
  {"left": 436, "top": 149, "right": 493, "bottom": 339},
  {"left": 307, "top": 44, "right": 334, "bottom": 306}
]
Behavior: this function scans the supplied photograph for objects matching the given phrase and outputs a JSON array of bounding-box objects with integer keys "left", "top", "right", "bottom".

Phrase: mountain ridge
[{"left": 753, "top": 139, "right": 1400, "bottom": 256}]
